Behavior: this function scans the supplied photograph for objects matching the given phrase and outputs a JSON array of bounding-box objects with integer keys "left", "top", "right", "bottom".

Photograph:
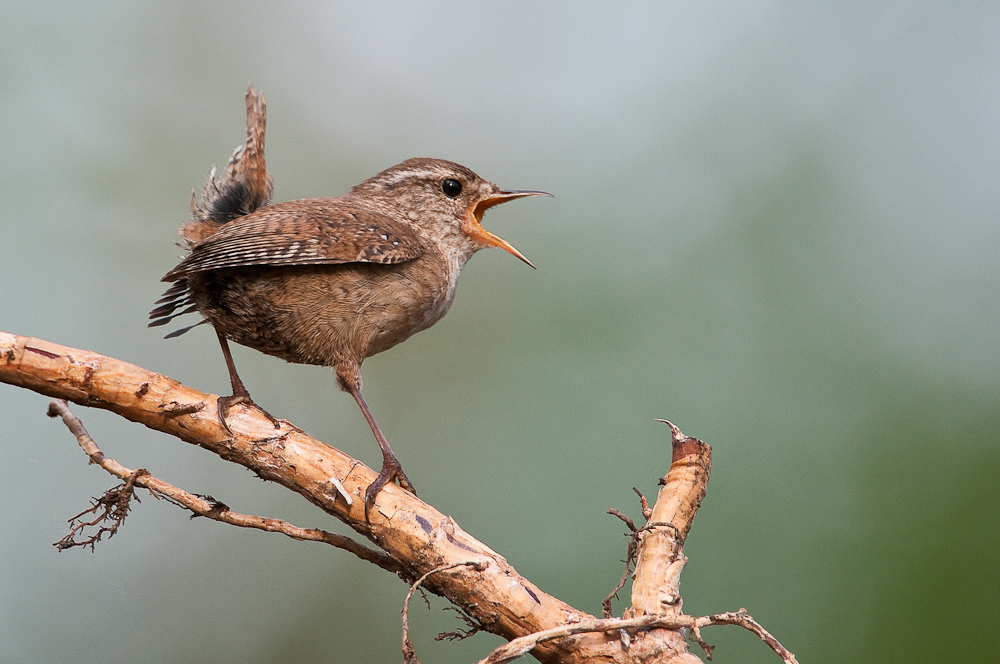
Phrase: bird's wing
[{"left": 162, "top": 199, "right": 426, "bottom": 281}]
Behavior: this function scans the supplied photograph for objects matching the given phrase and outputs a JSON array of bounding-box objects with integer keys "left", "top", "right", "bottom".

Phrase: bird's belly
[{"left": 192, "top": 261, "right": 454, "bottom": 367}]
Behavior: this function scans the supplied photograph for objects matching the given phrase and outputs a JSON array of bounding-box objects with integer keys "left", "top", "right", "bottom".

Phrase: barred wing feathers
[{"left": 162, "top": 199, "right": 426, "bottom": 281}]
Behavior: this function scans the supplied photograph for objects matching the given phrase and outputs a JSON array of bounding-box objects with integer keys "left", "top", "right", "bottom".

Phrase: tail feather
[
  {"left": 148, "top": 304, "right": 198, "bottom": 327},
  {"left": 180, "top": 84, "right": 273, "bottom": 245},
  {"left": 164, "top": 320, "right": 207, "bottom": 339},
  {"left": 152, "top": 84, "right": 273, "bottom": 339},
  {"left": 148, "top": 277, "right": 197, "bottom": 335}
]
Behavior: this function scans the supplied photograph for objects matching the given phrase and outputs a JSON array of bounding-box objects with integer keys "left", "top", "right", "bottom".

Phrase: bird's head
[{"left": 350, "top": 158, "right": 549, "bottom": 267}]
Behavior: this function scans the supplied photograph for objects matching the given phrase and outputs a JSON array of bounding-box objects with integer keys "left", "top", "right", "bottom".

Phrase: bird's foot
[
  {"left": 216, "top": 393, "right": 282, "bottom": 434},
  {"left": 364, "top": 456, "right": 417, "bottom": 522}
]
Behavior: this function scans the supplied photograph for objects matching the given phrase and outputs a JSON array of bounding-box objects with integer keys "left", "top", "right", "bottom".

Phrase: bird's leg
[
  {"left": 348, "top": 386, "right": 417, "bottom": 520},
  {"left": 215, "top": 329, "right": 281, "bottom": 433}
]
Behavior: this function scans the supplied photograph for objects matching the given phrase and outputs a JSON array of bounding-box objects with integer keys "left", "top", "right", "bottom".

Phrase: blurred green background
[{"left": 2, "top": 2, "right": 997, "bottom": 663}]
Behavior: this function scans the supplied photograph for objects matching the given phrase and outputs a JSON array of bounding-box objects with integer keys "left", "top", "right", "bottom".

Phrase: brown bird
[{"left": 150, "top": 86, "right": 547, "bottom": 516}]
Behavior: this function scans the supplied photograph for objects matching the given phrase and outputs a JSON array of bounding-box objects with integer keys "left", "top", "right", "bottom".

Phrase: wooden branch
[
  {"left": 629, "top": 420, "right": 711, "bottom": 614},
  {"left": 614, "top": 420, "right": 712, "bottom": 663},
  {"left": 1, "top": 330, "right": 797, "bottom": 663}
]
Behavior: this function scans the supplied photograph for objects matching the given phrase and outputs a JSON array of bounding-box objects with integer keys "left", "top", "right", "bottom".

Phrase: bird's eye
[{"left": 441, "top": 178, "right": 462, "bottom": 197}]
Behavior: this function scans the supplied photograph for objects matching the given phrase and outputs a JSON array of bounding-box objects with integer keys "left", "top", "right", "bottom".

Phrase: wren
[{"left": 150, "top": 86, "right": 547, "bottom": 517}]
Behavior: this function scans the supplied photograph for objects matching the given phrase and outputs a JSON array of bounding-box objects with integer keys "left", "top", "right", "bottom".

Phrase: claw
[
  {"left": 216, "top": 392, "right": 281, "bottom": 434},
  {"left": 364, "top": 455, "right": 417, "bottom": 523}
]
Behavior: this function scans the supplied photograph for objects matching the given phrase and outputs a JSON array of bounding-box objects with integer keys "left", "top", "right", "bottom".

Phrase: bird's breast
[{"left": 361, "top": 249, "right": 462, "bottom": 356}]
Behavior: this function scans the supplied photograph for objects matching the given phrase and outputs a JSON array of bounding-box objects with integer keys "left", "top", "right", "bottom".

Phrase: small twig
[
  {"left": 689, "top": 624, "right": 716, "bottom": 660},
  {"left": 606, "top": 507, "right": 638, "bottom": 532},
  {"left": 54, "top": 468, "right": 147, "bottom": 551},
  {"left": 601, "top": 507, "right": 643, "bottom": 618},
  {"left": 435, "top": 606, "right": 484, "bottom": 642},
  {"left": 639, "top": 520, "right": 683, "bottom": 543},
  {"left": 601, "top": 561, "right": 633, "bottom": 619},
  {"left": 401, "top": 562, "right": 483, "bottom": 664},
  {"left": 477, "top": 610, "right": 799, "bottom": 664},
  {"left": 478, "top": 614, "right": 691, "bottom": 664},
  {"left": 632, "top": 486, "right": 652, "bottom": 519},
  {"left": 704, "top": 609, "right": 798, "bottom": 664},
  {"left": 46, "top": 399, "right": 400, "bottom": 573}
]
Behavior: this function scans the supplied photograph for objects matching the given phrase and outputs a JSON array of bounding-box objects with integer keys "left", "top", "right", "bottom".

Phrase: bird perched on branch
[{"left": 150, "top": 85, "right": 548, "bottom": 517}]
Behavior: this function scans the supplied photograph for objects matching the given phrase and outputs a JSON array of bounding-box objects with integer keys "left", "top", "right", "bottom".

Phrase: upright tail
[{"left": 149, "top": 84, "right": 274, "bottom": 336}]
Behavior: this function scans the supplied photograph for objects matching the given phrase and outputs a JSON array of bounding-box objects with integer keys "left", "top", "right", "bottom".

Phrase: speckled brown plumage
[{"left": 150, "top": 85, "right": 547, "bottom": 517}]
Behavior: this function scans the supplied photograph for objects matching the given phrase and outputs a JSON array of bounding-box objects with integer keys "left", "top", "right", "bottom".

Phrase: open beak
[{"left": 462, "top": 189, "right": 550, "bottom": 269}]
